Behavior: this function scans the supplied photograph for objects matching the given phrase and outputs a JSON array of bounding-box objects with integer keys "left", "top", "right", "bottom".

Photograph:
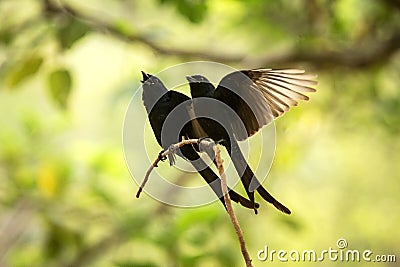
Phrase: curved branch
[
  {"left": 247, "top": 31, "right": 400, "bottom": 69},
  {"left": 42, "top": 0, "right": 244, "bottom": 62},
  {"left": 43, "top": 0, "right": 400, "bottom": 70}
]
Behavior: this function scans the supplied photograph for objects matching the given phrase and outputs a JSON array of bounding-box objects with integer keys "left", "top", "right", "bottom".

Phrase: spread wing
[
  {"left": 249, "top": 69, "right": 317, "bottom": 117},
  {"left": 214, "top": 69, "right": 317, "bottom": 140}
]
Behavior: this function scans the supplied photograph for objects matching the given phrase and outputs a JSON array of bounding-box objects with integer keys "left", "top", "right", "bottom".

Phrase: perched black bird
[
  {"left": 141, "top": 71, "right": 259, "bottom": 211},
  {"left": 187, "top": 69, "right": 317, "bottom": 214}
]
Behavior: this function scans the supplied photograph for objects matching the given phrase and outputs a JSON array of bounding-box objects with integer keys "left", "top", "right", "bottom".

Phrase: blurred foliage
[
  {"left": 159, "top": 0, "right": 208, "bottom": 23},
  {"left": 0, "top": 0, "right": 399, "bottom": 266},
  {"left": 47, "top": 68, "right": 72, "bottom": 109}
]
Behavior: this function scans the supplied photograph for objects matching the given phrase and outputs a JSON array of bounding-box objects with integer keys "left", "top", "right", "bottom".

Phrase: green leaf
[
  {"left": 159, "top": 0, "right": 207, "bottom": 23},
  {"left": 0, "top": 29, "right": 13, "bottom": 45},
  {"left": 57, "top": 17, "right": 90, "bottom": 49},
  {"left": 47, "top": 69, "right": 72, "bottom": 109},
  {"left": 6, "top": 56, "right": 43, "bottom": 88}
]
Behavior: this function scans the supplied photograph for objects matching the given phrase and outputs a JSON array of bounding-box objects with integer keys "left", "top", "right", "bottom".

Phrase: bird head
[
  {"left": 186, "top": 74, "right": 210, "bottom": 84},
  {"left": 141, "top": 70, "right": 151, "bottom": 82},
  {"left": 141, "top": 71, "right": 164, "bottom": 85},
  {"left": 141, "top": 71, "right": 167, "bottom": 93},
  {"left": 141, "top": 71, "right": 168, "bottom": 114},
  {"left": 186, "top": 74, "right": 215, "bottom": 98}
]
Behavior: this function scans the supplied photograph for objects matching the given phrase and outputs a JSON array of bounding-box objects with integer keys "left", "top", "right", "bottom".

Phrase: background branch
[
  {"left": 246, "top": 31, "right": 400, "bottom": 69},
  {"left": 43, "top": 0, "right": 400, "bottom": 69}
]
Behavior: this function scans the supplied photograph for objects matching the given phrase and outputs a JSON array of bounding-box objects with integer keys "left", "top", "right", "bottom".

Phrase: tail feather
[
  {"left": 257, "top": 186, "right": 291, "bottom": 214},
  {"left": 228, "top": 140, "right": 291, "bottom": 214}
]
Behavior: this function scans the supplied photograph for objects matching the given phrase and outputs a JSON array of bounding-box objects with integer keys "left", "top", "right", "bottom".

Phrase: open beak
[{"left": 141, "top": 71, "right": 150, "bottom": 83}]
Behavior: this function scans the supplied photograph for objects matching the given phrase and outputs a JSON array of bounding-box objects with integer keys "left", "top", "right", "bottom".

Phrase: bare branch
[
  {"left": 212, "top": 144, "right": 253, "bottom": 267},
  {"left": 136, "top": 157, "right": 159, "bottom": 198}
]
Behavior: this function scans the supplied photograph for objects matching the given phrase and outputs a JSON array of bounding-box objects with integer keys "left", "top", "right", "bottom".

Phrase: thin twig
[
  {"left": 137, "top": 138, "right": 253, "bottom": 266},
  {"left": 136, "top": 158, "right": 159, "bottom": 198},
  {"left": 212, "top": 144, "right": 253, "bottom": 267},
  {"left": 136, "top": 138, "right": 197, "bottom": 198}
]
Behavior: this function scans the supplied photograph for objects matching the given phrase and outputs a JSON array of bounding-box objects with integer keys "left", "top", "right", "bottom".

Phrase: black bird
[
  {"left": 187, "top": 69, "right": 317, "bottom": 214},
  {"left": 141, "top": 71, "right": 259, "bottom": 211}
]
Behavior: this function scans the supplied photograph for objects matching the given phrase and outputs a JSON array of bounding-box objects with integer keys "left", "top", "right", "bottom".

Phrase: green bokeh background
[{"left": 1, "top": 0, "right": 399, "bottom": 266}]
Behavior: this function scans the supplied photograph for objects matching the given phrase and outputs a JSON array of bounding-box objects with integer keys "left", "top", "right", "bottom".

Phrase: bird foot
[
  {"left": 158, "top": 150, "right": 167, "bottom": 162},
  {"left": 167, "top": 145, "right": 177, "bottom": 166},
  {"left": 197, "top": 138, "right": 216, "bottom": 161}
]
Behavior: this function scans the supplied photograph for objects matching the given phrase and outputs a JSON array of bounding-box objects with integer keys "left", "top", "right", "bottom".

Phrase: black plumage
[
  {"left": 141, "top": 71, "right": 259, "bottom": 211},
  {"left": 187, "top": 69, "right": 317, "bottom": 214}
]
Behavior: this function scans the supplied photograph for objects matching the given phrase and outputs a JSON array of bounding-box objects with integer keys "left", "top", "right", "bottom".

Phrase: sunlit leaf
[
  {"left": 37, "top": 161, "right": 70, "bottom": 198},
  {"left": 38, "top": 164, "right": 58, "bottom": 198},
  {"left": 47, "top": 69, "right": 72, "bottom": 109},
  {"left": 5, "top": 56, "right": 43, "bottom": 88}
]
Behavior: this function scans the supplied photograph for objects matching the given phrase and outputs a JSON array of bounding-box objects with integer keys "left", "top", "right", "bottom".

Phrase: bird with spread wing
[{"left": 186, "top": 69, "right": 317, "bottom": 214}]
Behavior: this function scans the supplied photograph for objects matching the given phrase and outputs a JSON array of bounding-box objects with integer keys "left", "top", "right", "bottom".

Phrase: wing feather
[
  {"left": 250, "top": 69, "right": 317, "bottom": 121},
  {"left": 214, "top": 68, "right": 317, "bottom": 139}
]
